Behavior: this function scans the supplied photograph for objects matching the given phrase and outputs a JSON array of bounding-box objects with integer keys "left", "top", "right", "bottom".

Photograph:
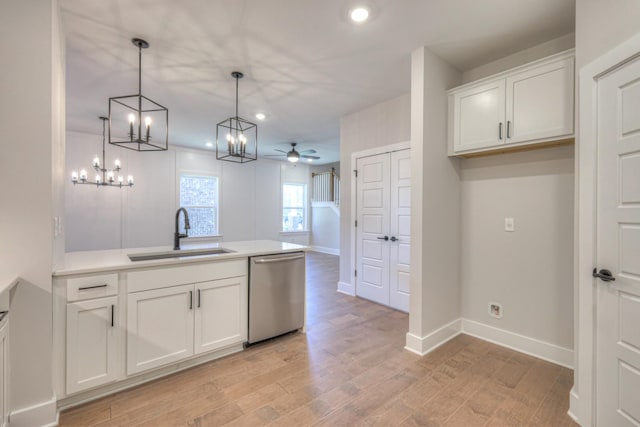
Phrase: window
[
  {"left": 179, "top": 174, "right": 219, "bottom": 237},
  {"left": 282, "top": 183, "right": 306, "bottom": 231}
]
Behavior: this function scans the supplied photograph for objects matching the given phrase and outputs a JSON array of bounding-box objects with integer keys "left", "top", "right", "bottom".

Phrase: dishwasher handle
[{"left": 253, "top": 253, "right": 305, "bottom": 264}]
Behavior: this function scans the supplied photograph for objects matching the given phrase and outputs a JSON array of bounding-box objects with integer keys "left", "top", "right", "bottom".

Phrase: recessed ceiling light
[
  {"left": 350, "top": 6, "right": 369, "bottom": 23},
  {"left": 255, "top": 113, "right": 266, "bottom": 120},
  {"left": 205, "top": 142, "right": 213, "bottom": 148}
]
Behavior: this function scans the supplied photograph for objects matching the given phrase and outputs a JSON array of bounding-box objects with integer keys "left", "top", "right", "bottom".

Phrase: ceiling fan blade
[
  {"left": 301, "top": 155, "right": 320, "bottom": 160},
  {"left": 300, "top": 149, "right": 317, "bottom": 154},
  {"left": 274, "top": 149, "right": 288, "bottom": 154},
  {"left": 264, "top": 154, "right": 285, "bottom": 157}
]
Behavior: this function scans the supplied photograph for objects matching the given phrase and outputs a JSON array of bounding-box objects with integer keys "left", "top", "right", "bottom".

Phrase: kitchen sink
[{"left": 128, "top": 248, "right": 233, "bottom": 262}]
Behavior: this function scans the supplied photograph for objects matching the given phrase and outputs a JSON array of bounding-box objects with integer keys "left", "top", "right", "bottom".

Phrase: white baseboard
[
  {"left": 311, "top": 246, "right": 340, "bottom": 256},
  {"left": 460, "top": 319, "right": 574, "bottom": 369},
  {"left": 404, "top": 319, "right": 462, "bottom": 356},
  {"left": 9, "top": 396, "right": 58, "bottom": 427},
  {"left": 568, "top": 388, "right": 580, "bottom": 424},
  {"left": 337, "top": 281, "right": 355, "bottom": 296}
]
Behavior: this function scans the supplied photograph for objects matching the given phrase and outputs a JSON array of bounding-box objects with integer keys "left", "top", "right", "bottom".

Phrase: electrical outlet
[
  {"left": 488, "top": 302, "right": 503, "bottom": 319},
  {"left": 504, "top": 217, "right": 515, "bottom": 232}
]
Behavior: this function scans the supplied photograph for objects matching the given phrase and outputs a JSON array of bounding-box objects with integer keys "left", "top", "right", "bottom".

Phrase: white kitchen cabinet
[
  {"left": 0, "top": 315, "right": 8, "bottom": 427},
  {"left": 127, "top": 284, "right": 194, "bottom": 375},
  {"left": 194, "top": 277, "right": 247, "bottom": 355},
  {"left": 66, "top": 296, "right": 119, "bottom": 394},
  {"left": 449, "top": 50, "right": 574, "bottom": 156}
]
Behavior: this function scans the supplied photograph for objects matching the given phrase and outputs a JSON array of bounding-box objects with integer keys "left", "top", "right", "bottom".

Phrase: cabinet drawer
[
  {"left": 127, "top": 259, "right": 247, "bottom": 293},
  {"left": 67, "top": 274, "right": 118, "bottom": 302}
]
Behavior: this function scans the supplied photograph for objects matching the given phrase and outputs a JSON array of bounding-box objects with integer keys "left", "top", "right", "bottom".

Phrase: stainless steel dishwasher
[{"left": 248, "top": 252, "right": 305, "bottom": 344}]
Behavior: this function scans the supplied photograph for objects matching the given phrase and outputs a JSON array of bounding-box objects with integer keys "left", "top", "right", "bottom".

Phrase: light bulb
[
  {"left": 118, "top": 176, "right": 124, "bottom": 184},
  {"left": 226, "top": 133, "right": 232, "bottom": 142},
  {"left": 127, "top": 175, "right": 134, "bottom": 185},
  {"left": 96, "top": 174, "right": 101, "bottom": 183},
  {"left": 145, "top": 116, "right": 152, "bottom": 128},
  {"left": 93, "top": 156, "right": 100, "bottom": 167},
  {"left": 71, "top": 171, "right": 78, "bottom": 182},
  {"left": 350, "top": 6, "right": 370, "bottom": 23},
  {"left": 114, "top": 159, "right": 121, "bottom": 169},
  {"left": 128, "top": 113, "right": 136, "bottom": 124},
  {"left": 79, "top": 169, "right": 87, "bottom": 180},
  {"left": 107, "top": 171, "right": 114, "bottom": 182}
]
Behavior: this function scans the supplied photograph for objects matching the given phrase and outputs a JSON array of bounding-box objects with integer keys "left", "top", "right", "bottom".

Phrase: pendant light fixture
[
  {"left": 108, "top": 38, "right": 168, "bottom": 152},
  {"left": 216, "top": 71, "right": 257, "bottom": 163},
  {"left": 71, "top": 117, "right": 134, "bottom": 187}
]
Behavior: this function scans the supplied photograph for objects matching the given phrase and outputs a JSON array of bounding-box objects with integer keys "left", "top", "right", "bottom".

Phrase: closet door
[
  {"left": 356, "top": 153, "right": 391, "bottom": 306},
  {"left": 389, "top": 150, "right": 411, "bottom": 312}
]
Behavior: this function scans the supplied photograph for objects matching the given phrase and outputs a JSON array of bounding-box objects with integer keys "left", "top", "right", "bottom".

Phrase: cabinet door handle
[
  {"left": 197, "top": 289, "right": 201, "bottom": 308},
  {"left": 111, "top": 305, "right": 115, "bottom": 327},
  {"left": 499, "top": 122, "right": 503, "bottom": 139},
  {"left": 189, "top": 291, "right": 193, "bottom": 310},
  {"left": 507, "top": 121, "right": 512, "bottom": 138},
  {"left": 78, "top": 284, "right": 107, "bottom": 291}
]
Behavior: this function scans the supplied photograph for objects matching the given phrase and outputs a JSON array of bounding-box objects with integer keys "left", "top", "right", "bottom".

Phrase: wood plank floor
[{"left": 60, "top": 251, "right": 577, "bottom": 427}]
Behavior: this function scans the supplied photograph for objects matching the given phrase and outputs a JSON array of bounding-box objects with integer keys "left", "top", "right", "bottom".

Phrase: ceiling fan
[{"left": 266, "top": 143, "right": 320, "bottom": 163}]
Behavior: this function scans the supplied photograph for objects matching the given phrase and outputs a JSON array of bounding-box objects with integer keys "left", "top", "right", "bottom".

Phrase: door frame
[
  {"left": 342, "top": 141, "right": 410, "bottom": 297},
  {"left": 574, "top": 33, "right": 640, "bottom": 426}
]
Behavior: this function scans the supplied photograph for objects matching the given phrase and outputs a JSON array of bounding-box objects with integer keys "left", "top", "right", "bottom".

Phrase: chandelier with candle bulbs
[
  {"left": 108, "top": 38, "right": 168, "bottom": 152},
  {"left": 71, "top": 117, "right": 134, "bottom": 187}
]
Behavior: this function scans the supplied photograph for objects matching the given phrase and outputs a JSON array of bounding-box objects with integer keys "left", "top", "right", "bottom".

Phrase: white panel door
[
  {"left": 66, "top": 296, "right": 119, "bottom": 393},
  {"left": 389, "top": 150, "right": 411, "bottom": 312},
  {"left": 195, "top": 276, "right": 247, "bottom": 355},
  {"left": 356, "top": 153, "right": 391, "bottom": 305},
  {"left": 506, "top": 57, "right": 574, "bottom": 145},
  {"left": 127, "top": 284, "right": 194, "bottom": 375},
  {"left": 453, "top": 79, "right": 505, "bottom": 152},
  {"left": 596, "top": 56, "right": 640, "bottom": 426}
]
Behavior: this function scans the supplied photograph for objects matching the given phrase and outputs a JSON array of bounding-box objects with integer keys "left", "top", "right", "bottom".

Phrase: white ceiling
[{"left": 61, "top": 0, "right": 575, "bottom": 165}]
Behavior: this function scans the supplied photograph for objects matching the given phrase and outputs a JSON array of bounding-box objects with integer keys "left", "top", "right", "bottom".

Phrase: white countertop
[{"left": 54, "top": 240, "right": 308, "bottom": 277}]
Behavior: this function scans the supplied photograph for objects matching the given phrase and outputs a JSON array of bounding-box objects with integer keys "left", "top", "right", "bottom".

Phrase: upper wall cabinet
[{"left": 448, "top": 50, "right": 574, "bottom": 156}]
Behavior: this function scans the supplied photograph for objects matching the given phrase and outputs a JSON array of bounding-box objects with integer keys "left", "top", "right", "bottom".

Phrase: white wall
[
  {"left": 460, "top": 146, "right": 574, "bottom": 349},
  {"left": 457, "top": 36, "right": 576, "bottom": 355},
  {"left": 339, "top": 94, "right": 411, "bottom": 284},
  {"left": 65, "top": 131, "right": 311, "bottom": 251},
  {"left": 0, "top": 0, "right": 63, "bottom": 424},
  {"left": 310, "top": 162, "right": 340, "bottom": 253},
  {"left": 407, "top": 47, "right": 462, "bottom": 352}
]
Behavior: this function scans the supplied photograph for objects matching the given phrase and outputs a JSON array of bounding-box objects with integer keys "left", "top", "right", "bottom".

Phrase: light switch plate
[{"left": 504, "top": 218, "right": 515, "bottom": 232}]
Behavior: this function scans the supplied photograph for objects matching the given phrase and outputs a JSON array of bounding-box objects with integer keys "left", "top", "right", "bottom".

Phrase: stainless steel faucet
[{"left": 173, "top": 207, "right": 191, "bottom": 250}]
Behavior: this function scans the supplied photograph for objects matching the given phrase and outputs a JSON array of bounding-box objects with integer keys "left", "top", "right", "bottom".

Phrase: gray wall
[
  {"left": 0, "top": 0, "right": 63, "bottom": 422},
  {"left": 339, "top": 94, "right": 411, "bottom": 285},
  {"left": 458, "top": 35, "right": 576, "bottom": 351}
]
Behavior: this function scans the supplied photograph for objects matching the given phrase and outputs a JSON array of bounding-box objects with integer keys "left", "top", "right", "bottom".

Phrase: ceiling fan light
[{"left": 287, "top": 151, "right": 300, "bottom": 163}]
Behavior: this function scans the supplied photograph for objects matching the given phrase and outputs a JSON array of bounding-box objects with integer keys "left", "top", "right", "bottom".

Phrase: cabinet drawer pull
[
  {"left": 111, "top": 305, "right": 115, "bottom": 327},
  {"left": 499, "top": 122, "right": 503, "bottom": 139},
  {"left": 189, "top": 291, "right": 193, "bottom": 310},
  {"left": 507, "top": 120, "right": 512, "bottom": 138},
  {"left": 197, "top": 289, "right": 201, "bottom": 308},
  {"left": 78, "top": 284, "right": 108, "bottom": 291}
]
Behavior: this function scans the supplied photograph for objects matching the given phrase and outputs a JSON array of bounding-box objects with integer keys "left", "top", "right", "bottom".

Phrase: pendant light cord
[
  {"left": 235, "top": 74, "right": 239, "bottom": 118},
  {"left": 101, "top": 117, "right": 107, "bottom": 181}
]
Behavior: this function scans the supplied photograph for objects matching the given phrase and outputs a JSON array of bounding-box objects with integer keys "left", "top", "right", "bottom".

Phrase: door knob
[
  {"left": 390, "top": 236, "right": 398, "bottom": 242},
  {"left": 377, "top": 236, "right": 389, "bottom": 241},
  {"left": 593, "top": 268, "right": 616, "bottom": 282}
]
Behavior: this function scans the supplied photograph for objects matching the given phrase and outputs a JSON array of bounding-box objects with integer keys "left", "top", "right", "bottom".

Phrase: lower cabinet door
[
  {"left": 195, "top": 277, "right": 247, "bottom": 355},
  {"left": 66, "top": 296, "right": 119, "bottom": 394},
  {"left": 127, "top": 284, "right": 194, "bottom": 375}
]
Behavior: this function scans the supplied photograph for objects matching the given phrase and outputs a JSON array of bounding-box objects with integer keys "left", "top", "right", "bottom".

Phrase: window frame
[
  {"left": 281, "top": 182, "right": 308, "bottom": 232},
  {"left": 177, "top": 172, "right": 221, "bottom": 238}
]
